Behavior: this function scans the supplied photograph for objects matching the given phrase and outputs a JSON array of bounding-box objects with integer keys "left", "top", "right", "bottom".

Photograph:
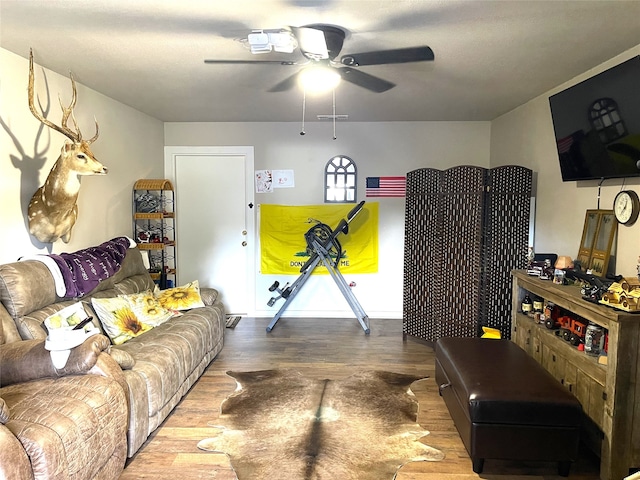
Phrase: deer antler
[{"left": 28, "top": 49, "right": 99, "bottom": 144}]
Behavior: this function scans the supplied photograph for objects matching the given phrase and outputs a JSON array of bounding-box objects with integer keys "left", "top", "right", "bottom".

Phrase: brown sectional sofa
[{"left": 0, "top": 245, "right": 226, "bottom": 479}]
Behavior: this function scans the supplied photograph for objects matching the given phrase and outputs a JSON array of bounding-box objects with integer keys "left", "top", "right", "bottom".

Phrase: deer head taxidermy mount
[{"left": 27, "top": 49, "right": 107, "bottom": 244}]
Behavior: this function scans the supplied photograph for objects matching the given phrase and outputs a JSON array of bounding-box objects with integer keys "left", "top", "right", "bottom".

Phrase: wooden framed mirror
[
  {"left": 577, "top": 210, "right": 600, "bottom": 267},
  {"left": 577, "top": 209, "right": 617, "bottom": 276}
]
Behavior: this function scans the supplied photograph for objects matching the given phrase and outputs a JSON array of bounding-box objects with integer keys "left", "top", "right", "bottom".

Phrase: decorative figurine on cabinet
[
  {"left": 527, "top": 246, "right": 535, "bottom": 266},
  {"left": 539, "top": 259, "right": 554, "bottom": 280}
]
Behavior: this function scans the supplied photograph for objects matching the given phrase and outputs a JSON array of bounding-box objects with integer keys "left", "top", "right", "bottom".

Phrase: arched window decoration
[
  {"left": 589, "top": 97, "right": 627, "bottom": 144},
  {"left": 324, "top": 155, "right": 357, "bottom": 203}
]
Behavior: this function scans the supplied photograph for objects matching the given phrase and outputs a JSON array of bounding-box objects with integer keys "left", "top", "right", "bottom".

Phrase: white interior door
[{"left": 165, "top": 146, "right": 255, "bottom": 315}]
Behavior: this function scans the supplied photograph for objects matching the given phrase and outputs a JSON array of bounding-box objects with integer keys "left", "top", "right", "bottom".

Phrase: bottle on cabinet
[{"left": 521, "top": 294, "right": 533, "bottom": 315}]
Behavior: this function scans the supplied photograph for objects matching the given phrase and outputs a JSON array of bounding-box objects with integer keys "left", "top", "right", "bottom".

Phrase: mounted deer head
[{"left": 27, "top": 49, "right": 107, "bottom": 244}]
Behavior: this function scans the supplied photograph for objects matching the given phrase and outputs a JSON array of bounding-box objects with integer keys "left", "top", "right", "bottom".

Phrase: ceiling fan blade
[
  {"left": 337, "top": 67, "right": 395, "bottom": 93},
  {"left": 340, "top": 46, "right": 434, "bottom": 66},
  {"left": 204, "top": 59, "right": 297, "bottom": 65},
  {"left": 268, "top": 72, "right": 301, "bottom": 92}
]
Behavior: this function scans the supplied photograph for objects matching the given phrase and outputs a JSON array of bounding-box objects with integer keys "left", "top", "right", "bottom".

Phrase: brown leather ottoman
[{"left": 435, "top": 337, "right": 582, "bottom": 476}]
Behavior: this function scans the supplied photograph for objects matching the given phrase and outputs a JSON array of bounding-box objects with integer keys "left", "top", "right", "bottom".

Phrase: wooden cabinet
[{"left": 512, "top": 270, "right": 640, "bottom": 480}]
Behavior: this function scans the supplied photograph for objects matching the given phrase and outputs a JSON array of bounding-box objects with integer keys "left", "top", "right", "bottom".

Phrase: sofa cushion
[
  {"left": 114, "top": 307, "right": 219, "bottom": 417},
  {"left": 0, "top": 261, "right": 57, "bottom": 320},
  {"left": 122, "top": 291, "right": 175, "bottom": 325},
  {"left": 114, "top": 273, "right": 155, "bottom": 297},
  {"left": 0, "top": 304, "right": 21, "bottom": 345},
  {"left": 155, "top": 280, "right": 205, "bottom": 311},
  {"left": 108, "top": 348, "right": 136, "bottom": 370},
  {"left": 199, "top": 287, "right": 219, "bottom": 306},
  {"left": 0, "top": 424, "right": 33, "bottom": 480},
  {"left": 92, "top": 297, "right": 154, "bottom": 345}
]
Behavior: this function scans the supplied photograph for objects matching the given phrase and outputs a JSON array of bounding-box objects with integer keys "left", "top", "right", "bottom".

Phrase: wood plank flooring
[{"left": 119, "top": 317, "right": 601, "bottom": 479}]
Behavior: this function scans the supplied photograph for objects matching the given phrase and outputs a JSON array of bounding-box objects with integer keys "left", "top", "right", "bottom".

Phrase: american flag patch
[
  {"left": 365, "top": 176, "right": 406, "bottom": 197},
  {"left": 557, "top": 135, "right": 574, "bottom": 154}
]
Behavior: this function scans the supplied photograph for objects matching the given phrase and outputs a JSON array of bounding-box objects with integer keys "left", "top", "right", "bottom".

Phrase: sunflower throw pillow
[
  {"left": 155, "top": 280, "right": 205, "bottom": 311},
  {"left": 121, "top": 290, "right": 176, "bottom": 326},
  {"left": 91, "top": 297, "right": 153, "bottom": 345}
]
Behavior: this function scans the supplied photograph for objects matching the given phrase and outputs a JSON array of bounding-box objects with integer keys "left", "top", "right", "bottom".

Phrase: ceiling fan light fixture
[
  {"left": 298, "top": 66, "right": 341, "bottom": 94},
  {"left": 248, "top": 32, "right": 271, "bottom": 54},
  {"left": 269, "top": 31, "right": 297, "bottom": 53},
  {"left": 295, "top": 26, "right": 329, "bottom": 60},
  {"left": 247, "top": 30, "right": 296, "bottom": 54}
]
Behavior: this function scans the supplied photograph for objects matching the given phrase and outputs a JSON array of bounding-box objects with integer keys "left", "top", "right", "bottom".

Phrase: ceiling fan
[{"left": 204, "top": 24, "right": 434, "bottom": 93}]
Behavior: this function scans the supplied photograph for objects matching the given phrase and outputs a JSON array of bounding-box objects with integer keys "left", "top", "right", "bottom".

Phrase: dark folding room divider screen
[{"left": 403, "top": 165, "right": 532, "bottom": 343}]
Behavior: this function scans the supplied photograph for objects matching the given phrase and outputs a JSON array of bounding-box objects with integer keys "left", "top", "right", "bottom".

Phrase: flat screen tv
[{"left": 549, "top": 55, "right": 640, "bottom": 182}]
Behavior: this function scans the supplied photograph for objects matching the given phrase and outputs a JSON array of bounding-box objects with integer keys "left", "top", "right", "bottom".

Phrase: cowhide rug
[{"left": 197, "top": 369, "right": 444, "bottom": 479}]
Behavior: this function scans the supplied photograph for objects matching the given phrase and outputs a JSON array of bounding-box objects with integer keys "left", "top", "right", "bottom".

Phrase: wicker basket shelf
[
  {"left": 133, "top": 179, "right": 173, "bottom": 191},
  {"left": 137, "top": 243, "right": 164, "bottom": 250},
  {"left": 136, "top": 241, "right": 175, "bottom": 249},
  {"left": 134, "top": 212, "right": 175, "bottom": 220}
]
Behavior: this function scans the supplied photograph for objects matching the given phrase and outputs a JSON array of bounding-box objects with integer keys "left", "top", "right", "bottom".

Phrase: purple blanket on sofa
[{"left": 50, "top": 236, "right": 133, "bottom": 298}]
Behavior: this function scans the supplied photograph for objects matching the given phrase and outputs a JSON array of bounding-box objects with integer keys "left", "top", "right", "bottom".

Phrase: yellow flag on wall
[{"left": 260, "top": 203, "right": 379, "bottom": 275}]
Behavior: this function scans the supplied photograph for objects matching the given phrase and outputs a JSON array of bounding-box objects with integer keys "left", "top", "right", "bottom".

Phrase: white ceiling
[{"left": 1, "top": 0, "right": 640, "bottom": 123}]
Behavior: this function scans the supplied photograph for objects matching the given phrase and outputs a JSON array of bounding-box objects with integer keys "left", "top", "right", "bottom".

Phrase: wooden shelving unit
[
  {"left": 512, "top": 270, "right": 640, "bottom": 480},
  {"left": 132, "top": 179, "right": 176, "bottom": 287}
]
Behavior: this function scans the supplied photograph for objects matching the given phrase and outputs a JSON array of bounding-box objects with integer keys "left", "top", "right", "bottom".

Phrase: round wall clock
[{"left": 613, "top": 190, "right": 640, "bottom": 225}]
